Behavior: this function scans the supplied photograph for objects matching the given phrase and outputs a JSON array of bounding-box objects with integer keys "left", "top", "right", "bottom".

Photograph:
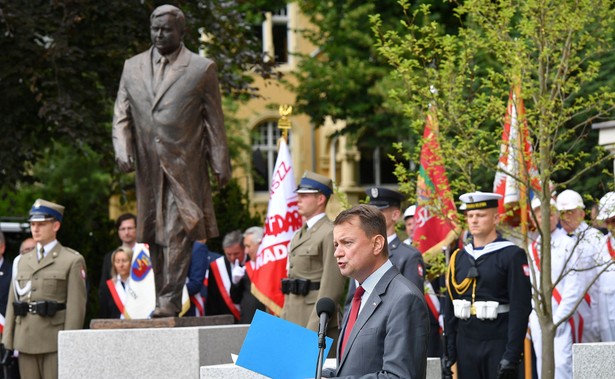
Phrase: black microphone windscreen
[{"left": 316, "top": 297, "right": 336, "bottom": 317}]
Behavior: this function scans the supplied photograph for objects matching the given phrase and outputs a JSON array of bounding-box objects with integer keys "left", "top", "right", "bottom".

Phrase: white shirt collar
[
  {"left": 38, "top": 240, "right": 58, "bottom": 258},
  {"left": 387, "top": 234, "right": 396, "bottom": 245},
  {"left": 306, "top": 213, "right": 326, "bottom": 229},
  {"left": 354, "top": 259, "right": 393, "bottom": 314}
]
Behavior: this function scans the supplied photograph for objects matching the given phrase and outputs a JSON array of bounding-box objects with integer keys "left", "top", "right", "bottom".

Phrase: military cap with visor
[
  {"left": 29, "top": 199, "right": 64, "bottom": 222},
  {"left": 365, "top": 187, "right": 405, "bottom": 209},
  {"left": 296, "top": 171, "right": 333, "bottom": 198}
]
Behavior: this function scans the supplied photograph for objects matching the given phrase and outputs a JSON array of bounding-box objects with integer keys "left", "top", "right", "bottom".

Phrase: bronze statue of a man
[{"left": 112, "top": 4, "right": 231, "bottom": 317}]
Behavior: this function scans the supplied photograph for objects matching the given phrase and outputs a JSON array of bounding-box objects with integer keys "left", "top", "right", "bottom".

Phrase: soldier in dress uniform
[
  {"left": 2, "top": 199, "right": 87, "bottom": 379},
  {"left": 443, "top": 191, "right": 531, "bottom": 379},
  {"left": 280, "top": 171, "right": 346, "bottom": 352}
]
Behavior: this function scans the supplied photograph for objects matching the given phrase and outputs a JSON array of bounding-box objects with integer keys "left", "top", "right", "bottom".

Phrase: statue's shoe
[{"left": 152, "top": 306, "right": 178, "bottom": 318}]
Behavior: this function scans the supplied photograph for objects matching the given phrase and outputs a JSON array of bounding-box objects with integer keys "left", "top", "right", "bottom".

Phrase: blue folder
[{"left": 236, "top": 310, "right": 333, "bottom": 379}]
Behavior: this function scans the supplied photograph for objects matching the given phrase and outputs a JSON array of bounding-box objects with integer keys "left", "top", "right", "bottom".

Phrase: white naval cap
[{"left": 459, "top": 191, "right": 502, "bottom": 210}]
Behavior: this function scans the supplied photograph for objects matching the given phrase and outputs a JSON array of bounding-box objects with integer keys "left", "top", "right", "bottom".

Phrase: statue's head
[{"left": 150, "top": 5, "right": 185, "bottom": 56}]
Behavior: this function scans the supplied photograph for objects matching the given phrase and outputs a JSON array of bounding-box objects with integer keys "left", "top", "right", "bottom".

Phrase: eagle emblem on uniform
[{"left": 371, "top": 188, "right": 379, "bottom": 198}]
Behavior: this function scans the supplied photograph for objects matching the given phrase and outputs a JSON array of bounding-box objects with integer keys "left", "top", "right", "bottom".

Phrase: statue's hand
[{"left": 116, "top": 156, "right": 134, "bottom": 173}]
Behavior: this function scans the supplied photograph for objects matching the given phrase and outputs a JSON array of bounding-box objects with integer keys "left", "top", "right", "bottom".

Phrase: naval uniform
[
  {"left": 444, "top": 237, "right": 531, "bottom": 379},
  {"left": 2, "top": 242, "right": 87, "bottom": 379}
]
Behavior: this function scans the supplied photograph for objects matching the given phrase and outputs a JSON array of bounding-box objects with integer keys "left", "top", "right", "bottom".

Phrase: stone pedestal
[
  {"left": 573, "top": 342, "right": 615, "bottom": 378},
  {"left": 200, "top": 357, "right": 442, "bottom": 379},
  {"left": 89, "top": 314, "right": 234, "bottom": 329},
  {"left": 58, "top": 324, "right": 248, "bottom": 379}
]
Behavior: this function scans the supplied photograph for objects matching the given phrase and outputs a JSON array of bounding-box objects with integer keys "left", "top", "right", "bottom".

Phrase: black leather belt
[
  {"left": 13, "top": 301, "right": 66, "bottom": 317},
  {"left": 281, "top": 278, "right": 320, "bottom": 295}
]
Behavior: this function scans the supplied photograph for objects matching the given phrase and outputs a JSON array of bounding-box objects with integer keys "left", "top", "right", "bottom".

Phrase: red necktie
[{"left": 341, "top": 285, "right": 365, "bottom": 355}]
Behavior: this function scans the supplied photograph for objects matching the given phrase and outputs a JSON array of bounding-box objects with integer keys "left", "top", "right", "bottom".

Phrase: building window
[
  {"left": 358, "top": 146, "right": 399, "bottom": 185},
  {"left": 253, "top": 6, "right": 290, "bottom": 65},
  {"left": 252, "top": 120, "right": 291, "bottom": 192}
]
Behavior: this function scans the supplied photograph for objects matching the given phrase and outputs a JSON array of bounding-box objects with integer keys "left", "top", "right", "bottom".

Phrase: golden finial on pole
[{"left": 278, "top": 104, "right": 293, "bottom": 141}]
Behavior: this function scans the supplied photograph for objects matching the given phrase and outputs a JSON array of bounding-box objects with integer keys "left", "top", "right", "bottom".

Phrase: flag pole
[{"left": 514, "top": 80, "right": 532, "bottom": 379}]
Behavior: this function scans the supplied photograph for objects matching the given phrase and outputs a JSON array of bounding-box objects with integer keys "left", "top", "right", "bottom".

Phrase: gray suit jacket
[{"left": 327, "top": 266, "right": 429, "bottom": 378}]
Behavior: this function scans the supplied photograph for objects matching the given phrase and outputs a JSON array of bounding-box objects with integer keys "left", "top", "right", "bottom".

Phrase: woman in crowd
[{"left": 98, "top": 246, "right": 133, "bottom": 318}]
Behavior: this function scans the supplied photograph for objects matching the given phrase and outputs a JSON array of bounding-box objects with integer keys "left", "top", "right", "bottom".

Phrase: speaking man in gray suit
[{"left": 324, "top": 204, "right": 429, "bottom": 378}]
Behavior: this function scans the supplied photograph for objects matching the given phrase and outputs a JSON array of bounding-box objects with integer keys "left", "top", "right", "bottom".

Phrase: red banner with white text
[{"left": 250, "top": 138, "right": 301, "bottom": 315}]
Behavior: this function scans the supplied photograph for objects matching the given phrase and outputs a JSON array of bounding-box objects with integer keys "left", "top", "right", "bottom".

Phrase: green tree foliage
[
  {"left": 0, "top": 0, "right": 279, "bottom": 187},
  {"left": 293, "top": 0, "right": 457, "bottom": 168},
  {"left": 0, "top": 0, "right": 281, "bottom": 321},
  {"left": 373, "top": 1, "right": 615, "bottom": 377},
  {"left": 209, "top": 178, "right": 263, "bottom": 254}
]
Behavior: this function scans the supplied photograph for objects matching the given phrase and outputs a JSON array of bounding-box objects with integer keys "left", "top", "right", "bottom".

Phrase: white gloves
[{"left": 231, "top": 259, "right": 246, "bottom": 285}]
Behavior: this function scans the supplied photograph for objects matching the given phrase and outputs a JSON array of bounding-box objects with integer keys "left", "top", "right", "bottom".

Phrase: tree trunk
[{"left": 539, "top": 317, "right": 557, "bottom": 379}]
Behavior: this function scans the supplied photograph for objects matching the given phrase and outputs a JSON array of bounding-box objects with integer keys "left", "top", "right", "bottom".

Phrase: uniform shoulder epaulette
[{"left": 65, "top": 247, "right": 83, "bottom": 257}]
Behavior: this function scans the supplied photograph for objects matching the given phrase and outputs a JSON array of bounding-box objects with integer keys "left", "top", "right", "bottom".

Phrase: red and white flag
[
  {"left": 413, "top": 103, "right": 459, "bottom": 255},
  {"left": 493, "top": 85, "right": 540, "bottom": 221},
  {"left": 250, "top": 138, "right": 301, "bottom": 315}
]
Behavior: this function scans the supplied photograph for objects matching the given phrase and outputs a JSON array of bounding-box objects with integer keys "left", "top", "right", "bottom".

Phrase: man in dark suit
[
  {"left": 0, "top": 231, "right": 12, "bottom": 335},
  {"left": 229, "top": 227, "right": 266, "bottom": 323},
  {"left": 324, "top": 204, "right": 429, "bottom": 378},
  {"left": 205, "top": 231, "right": 243, "bottom": 320},
  {"left": 112, "top": 4, "right": 231, "bottom": 316}
]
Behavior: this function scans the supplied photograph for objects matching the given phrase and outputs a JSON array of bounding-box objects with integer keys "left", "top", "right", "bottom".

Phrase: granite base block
[
  {"left": 58, "top": 324, "right": 248, "bottom": 379},
  {"left": 200, "top": 357, "right": 442, "bottom": 379},
  {"left": 573, "top": 342, "right": 615, "bottom": 379}
]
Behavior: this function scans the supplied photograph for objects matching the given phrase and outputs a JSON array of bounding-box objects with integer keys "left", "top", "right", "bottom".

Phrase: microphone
[
  {"left": 315, "top": 297, "right": 336, "bottom": 379},
  {"left": 316, "top": 297, "right": 336, "bottom": 348}
]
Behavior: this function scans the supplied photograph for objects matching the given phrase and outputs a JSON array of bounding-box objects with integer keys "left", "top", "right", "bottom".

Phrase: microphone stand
[{"left": 315, "top": 332, "right": 326, "bottom": 379}]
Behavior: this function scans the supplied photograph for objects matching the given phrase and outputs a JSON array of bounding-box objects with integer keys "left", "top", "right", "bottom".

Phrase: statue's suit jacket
[
  {"left": 329, "top": 266, "right": 429, "bottom": 379},
  {"left": 2, "top": 243, "right": 87, "bottom": 354},
  {"left": 281, "top": 216, "right": 346, "bottom": 333},
  {"left": 112, "top": 45, "right": 230, "bottom": 244}
]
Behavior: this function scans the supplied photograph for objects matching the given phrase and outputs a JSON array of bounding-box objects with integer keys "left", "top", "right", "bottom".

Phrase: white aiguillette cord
[{"left": 12, "top": 255, "right": 32, "bottom": 299}]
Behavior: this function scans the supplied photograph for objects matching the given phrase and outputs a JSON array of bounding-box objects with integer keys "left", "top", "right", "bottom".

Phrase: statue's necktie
[
  {"left": 341, "top": 285, "right": 365, "bottom": 356},
  {"left": 154, "top": 56, "right": 168, "bottom": 95}
]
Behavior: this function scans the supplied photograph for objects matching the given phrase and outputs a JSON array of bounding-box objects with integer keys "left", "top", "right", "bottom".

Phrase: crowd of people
[{"left": 2, "top": 183, "right": 615, "bottom": 378}]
